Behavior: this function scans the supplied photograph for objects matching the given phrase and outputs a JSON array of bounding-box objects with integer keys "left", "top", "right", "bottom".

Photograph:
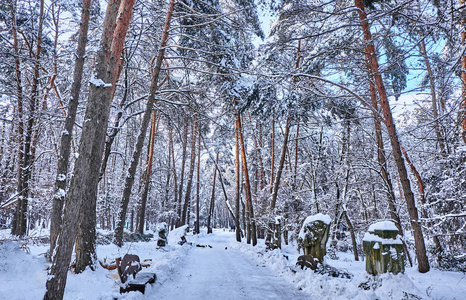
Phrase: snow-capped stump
[
  {"left": 297, "top": 213, "right": 331, "bottom": 263},
  {"left": 273, "top": 216, "right": 284, "bottom": 249},
  {"left": 156, "top": 222, "right": 168, "bottom": 247},
  {"left": 363, "top": 220, "right": 404, "bottom": 275}
]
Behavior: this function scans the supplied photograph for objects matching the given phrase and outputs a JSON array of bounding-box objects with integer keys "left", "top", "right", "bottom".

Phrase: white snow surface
[
  {"left": 0, "top": 228, "right": 464, "bottom": 300},
  {"left": 368, "top": 221, "right": 398, "bottom": 232},
  {"left": 362, "top": 232, "right": 403, "bottom": 245}
]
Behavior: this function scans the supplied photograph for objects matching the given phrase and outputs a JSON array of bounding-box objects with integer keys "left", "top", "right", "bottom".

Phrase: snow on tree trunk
[{"left": 44, "top": 0, "right": 135, "bottom": 298}]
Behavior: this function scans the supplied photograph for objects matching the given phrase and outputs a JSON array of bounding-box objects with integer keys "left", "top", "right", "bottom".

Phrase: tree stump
[
  {"left": 156, "top": 222, "right": 168, "bottom": 247},
  {"left": 363, "top": 220, "right": 404, "bottom": 275},
  {"left": 297, "top": 213, "right": 331, "bottom": 263}
]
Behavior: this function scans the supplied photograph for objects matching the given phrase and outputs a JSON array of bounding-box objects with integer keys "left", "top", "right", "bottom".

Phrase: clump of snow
[
  {"left": 298, "top": 213, "right": 331, "bottom": 239},
  {"left": 168, "top": 225, "right": 189, "bottom": 243},
  {"left": 362, "top": 232, "right": 403, "bottom": 245},
  {"left": 89, "top": 76, "right": 112, "bottom": 88},
  {"left": 368, "top": 220, "right": 398, "bottom": 232}
]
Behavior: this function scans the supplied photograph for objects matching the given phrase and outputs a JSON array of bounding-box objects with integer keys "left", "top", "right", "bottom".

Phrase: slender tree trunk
[
  {"left": 44, "top": 0, "right": 136, "bottom": 298},
  {"left": 14, "top": 0, "right": 44, "bottom": 237},
  {"left": 50, "top": 0, "right": 91, "bottom": 260},
  {"left": 460, "top": 0, "right": 466, "bottom": 143},
  {"left": 137, "top": 111, "right": 158, "bottom": 234},
  {"left": 237, "top": 113, "right": 257, "bottom": 246},
  {"left": 270, "top": 118, "right": 291, "bottom": 210},
  {"left": 195, "top": 130, "right": 201, "bottom": 234},
  {"left": 342, "top": 210, "right": 359, "bottom": 261},
  {"left": 182, "top": 115, "right": 198, "bottom": 226},
  {"left": 207, "top": 152, "right": 218, "bottom": 234},
  {"left": 369, "top": 74, "right": 413, "bottom": 267},
  {"left": 170, "top": 126, "right": 178, "bottom": 230},
  {"left": 177, "top": 123, "right": 189, "bottom": 226},
  {"left": 9, "top": 0, "right": 24, "bottom": 236},
  {"left": 293, "top": 121, "right": 300, "bottom": 186},
  {"left": 355, "top": 0, "right": 429, "bottom": 273},
  {"left": 234, "top": 115, "right": 242, "bottom": 242},
  {"left": 270, "top": 114, "right": 275, "bottom": 193},
  {"left": 113, "top": 0, "right": 174, "bottom": 247}
]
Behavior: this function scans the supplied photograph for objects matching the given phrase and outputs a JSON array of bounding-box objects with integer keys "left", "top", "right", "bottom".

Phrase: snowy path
[{"left": 149, "top": 232, "right": 310, "bottom": 300}]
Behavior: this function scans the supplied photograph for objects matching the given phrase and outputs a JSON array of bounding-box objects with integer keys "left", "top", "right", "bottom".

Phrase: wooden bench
[{"left": 116, "top": 254, "right": 156, "bottom": 294}]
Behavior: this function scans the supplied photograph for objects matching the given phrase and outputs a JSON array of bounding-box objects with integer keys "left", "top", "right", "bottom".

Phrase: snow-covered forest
[{"left": 0, "top": 0, "right": 465, "bottom": 299}]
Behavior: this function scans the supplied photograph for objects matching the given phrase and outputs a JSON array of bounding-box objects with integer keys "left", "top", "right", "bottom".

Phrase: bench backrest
[{"left": 117, "top": 254, "right": 142, "bottom": 283}]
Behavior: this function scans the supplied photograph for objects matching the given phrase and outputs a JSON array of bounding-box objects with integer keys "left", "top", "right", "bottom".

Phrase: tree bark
[
  {"left": 460, "top": 0, "right": 466, "bottom": 143},
  {"left": 50, "top": 0, "right": 92, "bottom": 260},
  {"left": 270, "top": 118, "right": 291, "bottom": 210},
  {"left": 137, "top": 111, "right": 158, "bottom": 234},
  {"left": 234, "top": 115, "right": 242, "bottom": 242},
  {"left": 177, "top": 123, "right": 189, "bottom": 226},
  {"left": 44, "top": 0, "right": 136, "bottom": 297},
  {"left": 113, "top": 0, "right": 175, "bottom": 247},
  {"left": 9, "top": 0, "right": 24, "bottom": 236},
  {"left": 170, "top": 126, "right": 178, "bottom": 230},
  {"left": 207, "top": 152, "right": 218, "bottom": 234},
  {"left": 182, "top": 115, "right": 198, "bottom": 226},
  {"left": 195, "top": 130, "right": 201, "bottom": 234},
  {"left": 355, "top": 0, "right": 429, "bottom": 273},
  {"left": 237, "top": 112, "right": 257, "bottom": 246},
  {"left": 342, "top": 210, "right": 359, "bottom": 261}
]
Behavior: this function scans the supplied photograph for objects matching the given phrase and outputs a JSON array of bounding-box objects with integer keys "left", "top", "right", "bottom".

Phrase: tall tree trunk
[
  {"left": 9, "top": 0, "right": 24, "bottom": 236},
  {"left": 50, "top": 0, "right": 91, "bottom": 260},
  {"left": 237, "top": 112, "right": 257, "bottom": 246},
  {"left": 113, "top": 0, "right": 175, "bottom": 247},
  {"left": 234, "top": 115, "right": 242, "bottom": 242},
  {"left": 195, "top": 130, "right": 201, "bottom": 234},
  {"left": 270, "top": 114, "right": 275, "bottom": 193},
  {"left": 270, "top": 118, "right": 291, "bottom": 210},
  {"left": 355, "top": 0, "right": 429, "bottom": 273},
  {"left": 460, "top": 0, "right": 466, "bottom": 143},
  {"left": 207, "top": 152, "right": 218, "bottom": 234},
  {"left": 44, "top": 0, "right": 136, "bottom": 298},
  {"left": 177, "top": 123, "right": 189, "bottom": 227},
  {"left": 170, "top": 126, "right": 178, "bottom": 230},
  {"left": 182, "top": 115, "right": 198, "bottom": 226},
  {"left": 13, "top": 0, "right": 44, "bottom": 237},
  {"left": 137, "top": 111, "right": 158, "bottom": 234},
  {"left": 369, "top": 74, "right": 413, "bottom": 267}
]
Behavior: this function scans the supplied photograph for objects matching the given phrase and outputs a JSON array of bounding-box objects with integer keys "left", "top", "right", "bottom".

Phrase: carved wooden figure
[{"left": 297, "top": 213, "right": 331, "bottom": 263}]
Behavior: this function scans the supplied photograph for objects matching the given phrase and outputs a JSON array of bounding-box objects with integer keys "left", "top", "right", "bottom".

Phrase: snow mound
[{"left": 0, "top": 242, "right": 47, "bottom": 299}]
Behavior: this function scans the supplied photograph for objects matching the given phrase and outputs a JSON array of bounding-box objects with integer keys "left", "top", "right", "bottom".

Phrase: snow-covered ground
[{"left": 0, "top": 228, "right": 464, "bottom": 300}]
